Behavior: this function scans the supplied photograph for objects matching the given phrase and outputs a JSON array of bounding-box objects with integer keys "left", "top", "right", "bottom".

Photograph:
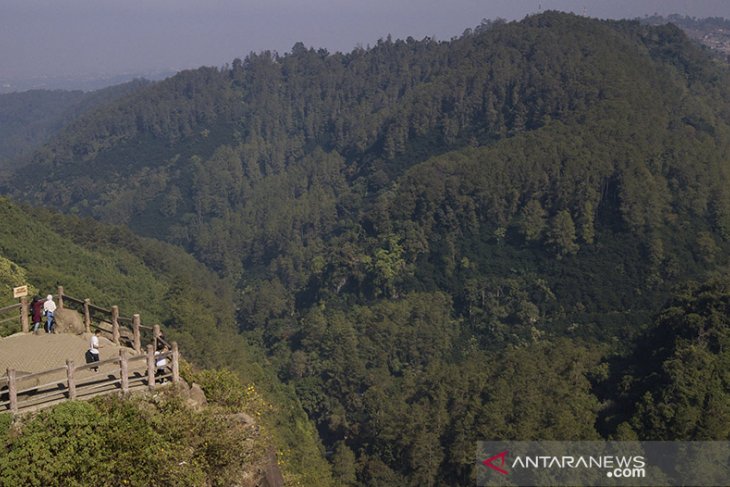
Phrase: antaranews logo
[
  {"left": 482, "top": 450, "right": 509, "bottom": 476},
  {"left": 478, "top": 441, "right": 730, "bottom": 487},
  {"left": 477, "top": 442, "right": 650, "bottom": 486}
]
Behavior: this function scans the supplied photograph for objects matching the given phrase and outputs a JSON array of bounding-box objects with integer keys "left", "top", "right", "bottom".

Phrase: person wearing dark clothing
[
  {"left": 85, "top": 329, "right": 102, "bottom": 372},
  {"left": 155, "top": 344, "right": 170, "bottom": 383},
  {"left": 156, "top": 332, "right": 167, "bottom": 352},
  {"left": 30, "top": 296, "right": 44, "bottom": 334}
]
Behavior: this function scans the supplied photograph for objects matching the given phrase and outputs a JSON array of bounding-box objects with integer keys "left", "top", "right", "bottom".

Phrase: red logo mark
[{"left": 483, "top": 450, "right": 509, "bottom": 475}]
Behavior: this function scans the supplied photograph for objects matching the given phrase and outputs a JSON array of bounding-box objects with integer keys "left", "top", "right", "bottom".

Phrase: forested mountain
[
  {"left": 0, "top": 79, "right": 149, "bottom": 170},
  {"left": 643, "top": 14, "right": 730, "bottom": 59},
  {"left": 0, "top": 197, "right": 332, "bottom": 485},
  {"left": 3, "top": 11, "right": 730, "bottom": 485}
]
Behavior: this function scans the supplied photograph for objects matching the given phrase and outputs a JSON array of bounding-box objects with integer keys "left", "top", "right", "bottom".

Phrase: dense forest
[
  {"left": 2, "top": 11, "right": 730, "bottom": 485},
  {"left": 0, "top": 197, "right": 333, "bottom": 485},
  {"left": 0, "top": 80, "right": 149, "bottom": 171},
  {"left": 1, "top": 372, "right": 290, "bottom": 486},
  {"left": 643, "top": 14, "right": 730, "bottom": 60}
]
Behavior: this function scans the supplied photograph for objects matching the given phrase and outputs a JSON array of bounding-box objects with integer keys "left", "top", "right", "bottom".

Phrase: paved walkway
[
  {"left": 0, "top": 332, "right": 126, "bottom": 374},
  {"left": 1, "top": 332, "right": 156, "bottom": 414}
]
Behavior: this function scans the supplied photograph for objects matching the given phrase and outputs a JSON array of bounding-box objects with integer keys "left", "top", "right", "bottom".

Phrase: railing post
[
  {"left": 57, "top": 285, "right": 64, "bottom": 310},
  {"left": 7, "top": 369, "right": 17, "bottom": 414},
  {"left": 83, "top": 299, "right": 91, "bottom": 333},
  {"left": 20, "top": 296, "right": 29, "bottom": 333},
  {"left": 66, "top": 360, "right": 76, "bottom": 400},
  {"left": 120, "top": 349, "right": 129, "bottom": 394},
  {"left": 153, "top": 324, "right": 161, "bottom": 350},
  {"left": 132, "top": 314, "right": 142, "bottom": 354},
  {"left": 146, "top": 344, "right": 156, "bottom": 390},
  {"left": 111, "top": 305, "right": 120, "bottom": 345},
  {"left": 172, "top": 342, "right": 180, "bottom": 384}
]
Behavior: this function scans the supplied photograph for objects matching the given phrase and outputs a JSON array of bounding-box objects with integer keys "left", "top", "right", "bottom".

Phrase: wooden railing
[
  {"left": 1, "top": 285, "right": 179, "bottom": 415},
  {"left": 0, "top": 301, "right": 25, "bottom": 335},
  {"left": 0, "top": 343, "right": 180, "bottom": 414},
  {"left": 2, "top": 286, "right": 168, "bottom": 352},
  {"left": 57, "top": 286, "right": 168, "bottom": 354}
]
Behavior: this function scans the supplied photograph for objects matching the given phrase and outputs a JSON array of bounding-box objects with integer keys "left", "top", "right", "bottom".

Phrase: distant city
[
  {"left": 688, "top": 25, "right": 730, "bottom": 56},
  {"left": 643, "top": 14, "right": 730, "bottom": 59},
  {"left": 0, "top": 69, "right": 177, "bottom": 94}
]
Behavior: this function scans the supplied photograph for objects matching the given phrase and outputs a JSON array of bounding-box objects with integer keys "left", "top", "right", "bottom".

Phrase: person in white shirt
[
  {"left": 87, "top": 329, "right": 102, "bottom": 372},
  {"left": 43, "top": 295, "right": 57, "bottom": 333},
  {"left": 155, "top": 345, "right": 169, "bottom": 382}
]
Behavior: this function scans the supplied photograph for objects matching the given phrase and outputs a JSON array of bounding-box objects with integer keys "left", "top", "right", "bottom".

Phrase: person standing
[
  {"left": 43, "top": 294, "right": 57, "bottom": 333},
  {"left": 155, "top": 344, "right": 169, "bottom": 383},
  {"left": 30, "top": 296, "right": 44, "bottom": 334},
  {"left": 86, "top": 329, "right": 102, "bottom": 372}
]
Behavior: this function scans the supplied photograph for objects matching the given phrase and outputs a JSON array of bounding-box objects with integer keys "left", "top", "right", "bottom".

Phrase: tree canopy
[{"left": 3, "top": 11, "right": 730, "bottom": 485}]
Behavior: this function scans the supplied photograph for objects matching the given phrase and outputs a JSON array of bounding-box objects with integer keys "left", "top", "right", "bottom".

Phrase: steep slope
[
  {"left": 0, "top": 369, "right": 280, "bottom": 486},
  {"left": 0, "top": 197, "right": 332, "bottom": 485},
  {"left": 6, "top": 13, "right": 730, "bottom": 279},
  {"left": 643, "top": 14, "right": 730, "bottom": 59},
  {"left": 598, "top": 276, "right": 730, "bottom": 441},
  {"left": 4, "top": 12, "right": 730, "bottom": 485},
  {"left": 0, "top": 80, "right": 149, "bottom": 171}
]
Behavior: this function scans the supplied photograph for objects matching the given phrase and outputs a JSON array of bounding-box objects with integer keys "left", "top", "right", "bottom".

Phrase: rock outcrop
[{"left": 53, "top": 308, "right": 85, "bottom": 335}]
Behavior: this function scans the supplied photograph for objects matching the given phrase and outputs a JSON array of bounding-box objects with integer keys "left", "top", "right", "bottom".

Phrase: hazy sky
[{"left": 2, "top": 0, "right": 730, "bottom": 81}]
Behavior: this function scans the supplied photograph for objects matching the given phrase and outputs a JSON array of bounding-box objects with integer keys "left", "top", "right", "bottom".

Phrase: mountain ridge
[
  {"left": 2, "top": 12, "right": 730, "bottom": 484},
  {"left": 0, "top": 80, "right": 150, "bottom": 171}
]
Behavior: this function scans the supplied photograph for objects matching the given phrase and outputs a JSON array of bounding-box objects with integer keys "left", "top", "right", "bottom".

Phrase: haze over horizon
[{"left": 3, "top": 0, "right": 730, "bottom": 90}]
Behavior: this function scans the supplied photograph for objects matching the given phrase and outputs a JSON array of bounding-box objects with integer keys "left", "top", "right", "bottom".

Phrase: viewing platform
[{"left": 0, "top": 286, "right": 179, "bottom": 415}]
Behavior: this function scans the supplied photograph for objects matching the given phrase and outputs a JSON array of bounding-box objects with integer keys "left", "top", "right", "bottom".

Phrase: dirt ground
[{"left": 0, "top": 332, "right": 127, "bottom": 372}]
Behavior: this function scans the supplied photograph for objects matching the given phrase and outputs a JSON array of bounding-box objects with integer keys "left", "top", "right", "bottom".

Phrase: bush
[
  {"left": 191, "top": 368, "right": 248, "bottom": 408},
  {"left": 0, "top": 392, "right": 265, "bottom": 487}
]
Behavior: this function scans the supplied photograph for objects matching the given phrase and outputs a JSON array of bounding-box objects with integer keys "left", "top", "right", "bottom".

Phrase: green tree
[
  {"left": 546, "top": 210, "right": 579, "bottom": 257},
  {"left": 610, "top": 279, "right": 730, "bottom": 440},
  {"left": 331, "top": 441, "right": 358, "bottom": 486},
  {"left": 370, "top": 235, "right": 407, "bottom": 297},
  {"left": 515, "top": 199, "right": 547, "bottom": 242},
  {"left": 476, "top": 339, "right": 602, "bottom": 440}
]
